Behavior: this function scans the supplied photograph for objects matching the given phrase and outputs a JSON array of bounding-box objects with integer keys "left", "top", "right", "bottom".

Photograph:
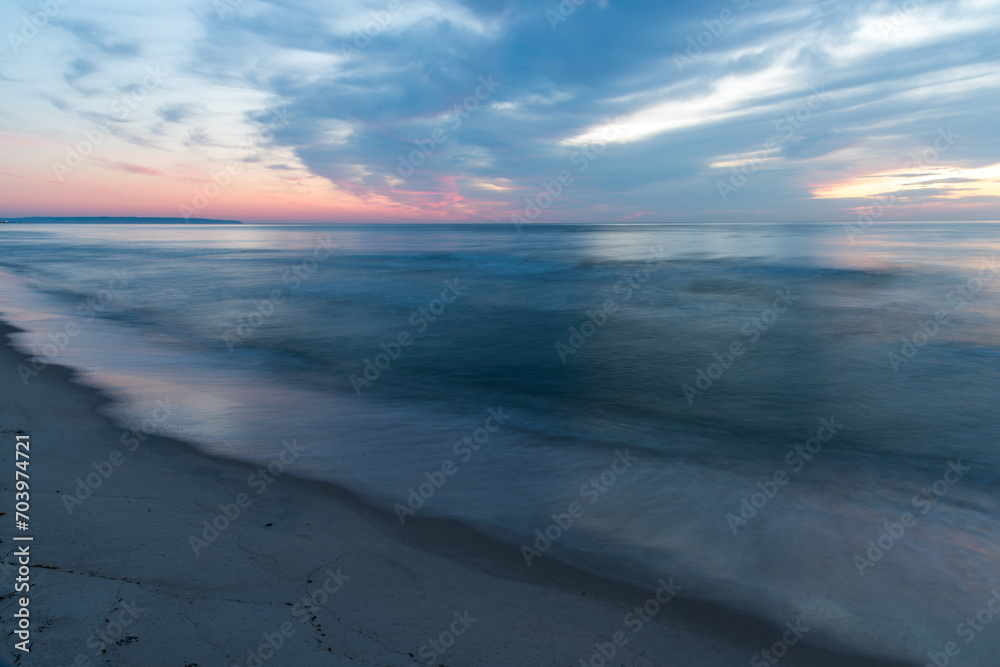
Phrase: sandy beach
[{"left": 0, "top": 320, "right": 920, "bottom": 666}]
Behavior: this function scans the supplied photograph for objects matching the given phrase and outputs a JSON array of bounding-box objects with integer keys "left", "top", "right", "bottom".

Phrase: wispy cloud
[
  {"left": 1, "top": 0, "right": 998, "bottom": 221},
  {"left": 156, "top": 103, "right": 197, "bottom": 123},
  {"left": 92, "top": 158, "right": 164, "bottom": 176}
]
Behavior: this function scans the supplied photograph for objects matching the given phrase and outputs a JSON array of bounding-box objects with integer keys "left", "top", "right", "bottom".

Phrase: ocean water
[{"left": 2, "top": 222, "right": 999, "bottom": 664}]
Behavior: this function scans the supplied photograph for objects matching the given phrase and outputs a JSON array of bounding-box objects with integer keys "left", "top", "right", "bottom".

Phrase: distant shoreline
[{"left": 8, "top": 216, "right": 243, "bottom": 224}]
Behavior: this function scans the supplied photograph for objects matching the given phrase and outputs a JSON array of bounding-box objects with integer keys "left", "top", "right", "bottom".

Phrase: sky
[{"left": 1, "top": 0, "right": 998, "bottom": 224}]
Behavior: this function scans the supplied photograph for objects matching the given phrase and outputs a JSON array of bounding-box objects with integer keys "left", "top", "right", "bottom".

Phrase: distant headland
[{"left": 5, "top": 217, "right": 243, "bottom": 224}]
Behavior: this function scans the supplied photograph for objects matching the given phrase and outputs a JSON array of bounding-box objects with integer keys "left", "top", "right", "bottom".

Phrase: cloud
[
  {"left": 41, "top": 94, "right": 73, "bottom": 112},
  {"left": 3, "top": 0, "right": 998, "bottom": 221},
  {"left": 156, "top": 103, "right": 197, "bottom": 123},
  {"left": 185, "top": 127, "right": 214, "bottom": 146},
  {"left": 54, "top": 19, "right": 142, "bottom": 57},
  {"left": 64, "top": 57, "right": 96, "bottom": 84},
  {"left": 184, "top": 0, "right": 995, "bottom": 219},
  {"left": 92, "top": 158, "right": 164, "bottom": 176}
]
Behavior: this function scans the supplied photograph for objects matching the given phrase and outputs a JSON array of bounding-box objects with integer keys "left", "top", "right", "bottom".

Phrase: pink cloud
[{"left": 92, "top": 158, "right": 164, "bottom": 177}]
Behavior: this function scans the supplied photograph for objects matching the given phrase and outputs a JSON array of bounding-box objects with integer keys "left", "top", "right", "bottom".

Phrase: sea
[{"left": 2, "top": 221, "right": 998, "bottom": 665}]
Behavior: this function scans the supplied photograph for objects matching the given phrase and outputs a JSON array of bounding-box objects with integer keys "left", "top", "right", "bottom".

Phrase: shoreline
[{"left": 0, "top": 319, "right": 918, "bottom": 666}]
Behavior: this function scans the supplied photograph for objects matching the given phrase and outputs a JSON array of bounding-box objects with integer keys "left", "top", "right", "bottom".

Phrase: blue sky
[{"left": 1, "top": 0, "right": 998, "bottom": 222}]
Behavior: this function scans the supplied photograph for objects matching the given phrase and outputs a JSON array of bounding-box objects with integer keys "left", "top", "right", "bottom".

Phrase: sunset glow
[{"left": 1, "top": 0, "right": 997, "bottom": 223}]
